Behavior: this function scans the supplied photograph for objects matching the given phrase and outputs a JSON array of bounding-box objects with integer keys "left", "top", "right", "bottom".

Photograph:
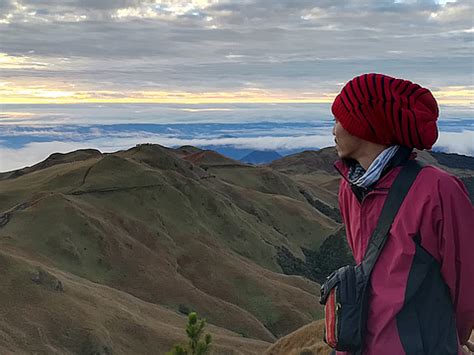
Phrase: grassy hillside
[
  {"left": 264, "top": 320, "right": 332, "bottom": 355},
  {"left": 0, "top": 144, "right": 336, "bottom": 353},
  {"left": 0, "top": 247, "right": 270, "bottom": 354}
]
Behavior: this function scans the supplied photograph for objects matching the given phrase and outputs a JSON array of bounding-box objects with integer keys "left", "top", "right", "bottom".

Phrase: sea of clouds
[{"left": 1, "top": 103, "right": 473, "bottom": 172}]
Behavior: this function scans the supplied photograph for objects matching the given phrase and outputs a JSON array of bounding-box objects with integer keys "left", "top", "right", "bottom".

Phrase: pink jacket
[{"left": 334, "top": 157, "right": 474, "bottom": 355}]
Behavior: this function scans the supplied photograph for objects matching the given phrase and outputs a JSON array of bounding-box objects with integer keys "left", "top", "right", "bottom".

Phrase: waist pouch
[
  {"left": 320, "top": 264, "right": 369, "bottom": 352},
  {"left": 319, "top": 160, "right": 424, "bottom": 353}
]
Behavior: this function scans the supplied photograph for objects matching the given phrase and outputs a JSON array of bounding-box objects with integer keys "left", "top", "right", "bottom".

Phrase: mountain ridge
[{"left": 0, "top": 144, "right": 336, "bottom": 353}]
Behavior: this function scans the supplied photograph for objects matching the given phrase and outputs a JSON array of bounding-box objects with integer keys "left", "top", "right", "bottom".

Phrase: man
[{"left": 330, "top": 73, "right": 474, "bottom": 354}]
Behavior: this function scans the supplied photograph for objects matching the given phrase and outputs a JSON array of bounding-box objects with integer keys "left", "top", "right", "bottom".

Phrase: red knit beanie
[{"left": 331, "top": 73, "right": 439, "bottom": 150}]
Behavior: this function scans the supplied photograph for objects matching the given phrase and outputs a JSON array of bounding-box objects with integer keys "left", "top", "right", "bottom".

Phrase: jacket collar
[{"left": 333, "top": 146, "right": 415, "bottom": 190}]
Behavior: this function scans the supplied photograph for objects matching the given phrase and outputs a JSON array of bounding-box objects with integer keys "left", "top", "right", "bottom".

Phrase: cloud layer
[
  {"left": 1, "top": 115, "right": 472, "bottom": 171},
  {"left": 0, "top": 0, "right": 472, "bottom": 103}
]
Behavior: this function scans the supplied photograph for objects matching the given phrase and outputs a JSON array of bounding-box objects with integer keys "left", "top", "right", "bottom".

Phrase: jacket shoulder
[
  {"left": 418, "top": 164, "right": 463, "bottom": 183},
  {"left": 415, "top": 163, "right": 469, "bottom": 197}
]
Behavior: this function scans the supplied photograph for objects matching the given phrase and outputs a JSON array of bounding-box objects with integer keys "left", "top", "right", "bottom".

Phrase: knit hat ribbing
[{"left": 331, "top": 73, "right": 439, "bottom": 150}]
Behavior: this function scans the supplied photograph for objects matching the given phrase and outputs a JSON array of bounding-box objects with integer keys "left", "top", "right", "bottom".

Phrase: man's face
[{"left": 332, "top": 119, "right": 365, "bottom": 160}]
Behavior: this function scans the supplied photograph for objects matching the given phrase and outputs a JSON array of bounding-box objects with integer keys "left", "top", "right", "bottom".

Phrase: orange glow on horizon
[
  {"left": 0, "top": 82, "right": 472, "bottom": 106},
  {"left": 0, "top": 86, "right": 337, "bottom": 104}
]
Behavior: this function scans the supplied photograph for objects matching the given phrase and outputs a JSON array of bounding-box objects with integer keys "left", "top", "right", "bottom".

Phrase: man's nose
[{"left": 332, "top": 124, "right": 336, "bottom": 136}]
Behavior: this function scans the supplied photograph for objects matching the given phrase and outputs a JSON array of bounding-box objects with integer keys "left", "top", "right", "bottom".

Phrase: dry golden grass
[
  {"left": 0, "top": 144, "right": 336, "bottom": 353},
  {"left": 0, "top": 246, "right": 271, "bottom": 354},
  {"left": 264, "top": 319, "right": 332, "bottom": 355}
]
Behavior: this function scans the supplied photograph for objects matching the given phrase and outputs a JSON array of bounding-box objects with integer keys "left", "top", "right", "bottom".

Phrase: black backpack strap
[{"left": 361, "top": 160, "right": 425, "bottom": 276}]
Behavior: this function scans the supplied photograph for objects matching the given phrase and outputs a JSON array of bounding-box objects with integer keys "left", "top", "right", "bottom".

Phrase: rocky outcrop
[{"left": 31, "top": 268, "right": 64, "bottom": 292}]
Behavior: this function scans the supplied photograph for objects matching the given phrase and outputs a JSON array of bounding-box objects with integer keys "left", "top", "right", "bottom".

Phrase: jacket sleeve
[{"left": 429, "top": 174, "right": 474, "bottom": 344}]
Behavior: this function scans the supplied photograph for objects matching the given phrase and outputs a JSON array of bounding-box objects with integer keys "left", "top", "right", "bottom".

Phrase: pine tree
[{"left": 167, "top": 312, "right": 212, "bottom": 355}]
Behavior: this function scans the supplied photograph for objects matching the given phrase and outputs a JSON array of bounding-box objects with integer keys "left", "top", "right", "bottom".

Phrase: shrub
[{"left": 167, "top": 312, "right": 212, "bottom": 355}]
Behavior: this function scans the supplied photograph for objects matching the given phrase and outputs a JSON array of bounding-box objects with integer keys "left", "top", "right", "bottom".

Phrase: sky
[{"left": 0, "top": 0, "right": 473, "bottom": 171}]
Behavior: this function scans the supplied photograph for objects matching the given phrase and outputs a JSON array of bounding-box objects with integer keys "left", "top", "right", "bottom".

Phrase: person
[{"left": 330, "top": 73, "right": 474, "bottom": 354}]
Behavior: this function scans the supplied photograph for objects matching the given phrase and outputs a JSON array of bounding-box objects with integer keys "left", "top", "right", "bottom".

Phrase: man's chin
[{"left": 335, "top": 148, "right": 345, "bottom": 159}]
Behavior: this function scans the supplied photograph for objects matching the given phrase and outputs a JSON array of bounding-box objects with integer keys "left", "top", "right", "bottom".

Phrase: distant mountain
[
  {"left": 430, "top": 151, "right": 474, "bottom": 170},
  {"left": 197, "top": 145, "right": 255, "bottom": 160},
  {"left": 196, "top": 145, "right": 311, "bottom": 161},
  {"left": 240, "top": 150, "right": 283, "bottom": 165}
]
